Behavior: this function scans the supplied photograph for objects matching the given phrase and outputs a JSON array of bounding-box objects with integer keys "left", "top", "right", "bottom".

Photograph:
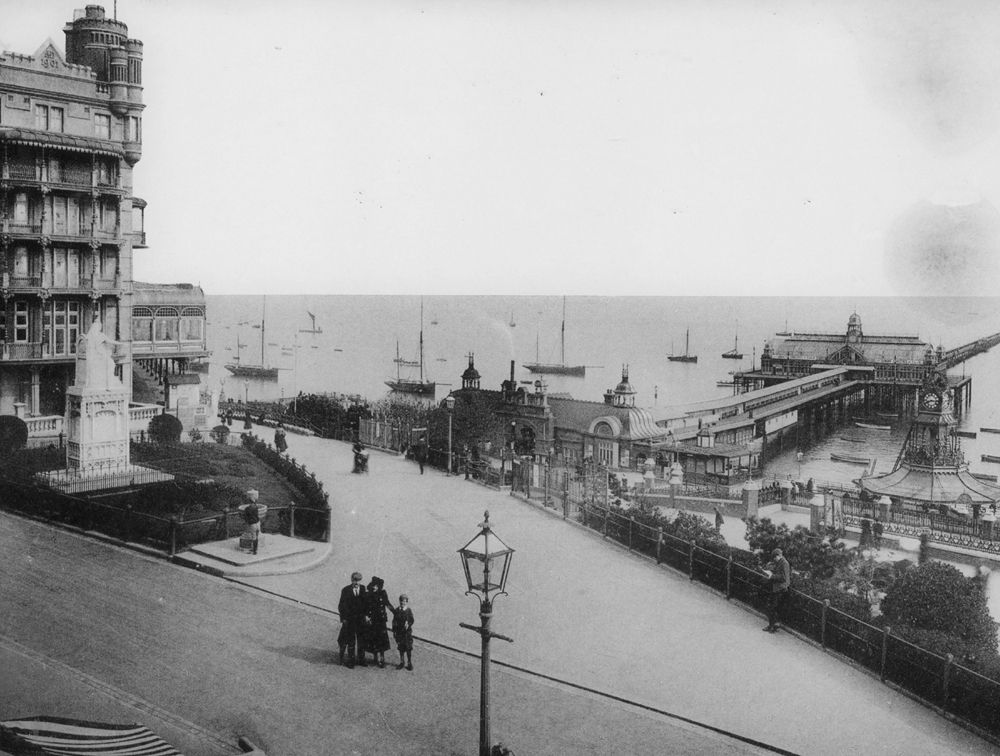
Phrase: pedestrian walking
[
  {"left": 388, "top": 594, "right": 415, "bottom": 670},
  {"left": 338, "top": 571, "right": 368, "bottom": 667},
  {"left": 873, "top": 519, "right": 884, "bottom": 549},
  {"left": 714, "top": 506, "right": 724, "bottom": 532},
  {"left": 416, "top": 439, "right": 426, "bottom": 474},
  {"left": 761, "top": 548, "right": 791, "bottom": 633},
  {"left": 364, "top": 577, "right": 392, "bottom": 668},
  {"left": 274, "top": 423, "right": 288, "bottom": 453}
]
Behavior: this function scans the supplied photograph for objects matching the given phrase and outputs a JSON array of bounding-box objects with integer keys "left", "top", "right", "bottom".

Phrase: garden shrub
[
  {"left": 148, "top": 413, "right": 183, "bottom": 445},
  {"left": 0, "top": 415, "right": 29, "bottom": 457}
]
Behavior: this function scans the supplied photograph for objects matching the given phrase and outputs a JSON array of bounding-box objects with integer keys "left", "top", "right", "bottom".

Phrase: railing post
[
  {"left": 170, "top": 515, "right": 178, "bottom": 557},
  {"left": 821, "top": 599, "right": 830, "bottom": 648},
  {"left": 725, "top": 552, "right": 733, "bottom": 599},
  {"left": 942, "top": 653, "right": 954, "bottom": 710},
  {"left": 656, "top": 526, "right": 663, "bottom": 564},
  {"left": 880, "top": 625, "right": 891, "bottom": 682},
  {"left": 124, "top": 503, "right": 132, "bottom": 543},
  {"left": 602, "top": 505, "right": 609, "bottom": 539},
  {"left": 289, "top": 501, "right": 296, "bottom": 538},
  {"left": 688, "top": 540, "right": 695, "bottom": 580},
  {"left": 628, "top": 515, "right": 634, "bottom": 551}
]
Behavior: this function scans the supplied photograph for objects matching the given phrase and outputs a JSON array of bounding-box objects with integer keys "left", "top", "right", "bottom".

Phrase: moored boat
[
  {"left": 855, "top": 422, "right": 891, "bottom": 431},
  {"left": 972, "top": 472, "right": 999, "bottom": 483},
  {"left": 831, "top": 453, "right": 872, "bottom": 465},
  {"left": 982, "top": 454, "right": 1000, "bottom": 464},
  {"left": 981, "top": 427, "right": 1000, "bottom": 435},
  {"left": 225, "top": 298, "right": 279, "bottom": 380},
  {"left": 386, "top": 300, "right": 435, "bottom": 397},
  {"left": 668, "top": 327, "right": 698, "bottom": 363},
  {"left": 524, "top": 296, "right": 585, "bottom": 376}
]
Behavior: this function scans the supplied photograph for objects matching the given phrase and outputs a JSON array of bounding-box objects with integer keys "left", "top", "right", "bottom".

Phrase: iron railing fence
[
  {"left": 0, "top": 476, "right": 330, "bottom": 555},
  {"left": 561, "top": 496, "right": 1000, "bottom": 743}
]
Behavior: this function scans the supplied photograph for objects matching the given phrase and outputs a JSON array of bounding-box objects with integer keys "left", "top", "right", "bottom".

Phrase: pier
[{"left": 940, "top": 331, "right": 1000, "bottom": 369}]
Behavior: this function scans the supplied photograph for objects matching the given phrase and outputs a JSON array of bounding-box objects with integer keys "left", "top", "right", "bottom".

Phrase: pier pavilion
[{"left": 734, "top": 312, "right": 984, "bottom": 417}]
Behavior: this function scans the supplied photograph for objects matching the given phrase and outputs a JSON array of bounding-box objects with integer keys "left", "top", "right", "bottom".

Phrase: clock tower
[{"left": 906, "top": 369, "right": 959, "bottom": 467}]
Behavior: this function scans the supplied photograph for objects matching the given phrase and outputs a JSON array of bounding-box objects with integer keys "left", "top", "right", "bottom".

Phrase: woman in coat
[{"left": 364, "top": 576, "right": 392, "bottom": 667}]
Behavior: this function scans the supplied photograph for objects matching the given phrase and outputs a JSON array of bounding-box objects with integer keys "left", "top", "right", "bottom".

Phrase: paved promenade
[
  {"left": 1, "top": 431, "right": 997, "bottom": 755},
  {"left": 237, "top": 434, "right": 995, "bottom": 756},
  {"left": 0, "top": 511, "right": 771, "bottom": 756}
]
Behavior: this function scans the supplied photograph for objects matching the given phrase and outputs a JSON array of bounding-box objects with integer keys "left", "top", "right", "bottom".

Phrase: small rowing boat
[
  {"left": 972, "top": 472, "right": 999, "bottom": 483},
  {"left": 855, "top": 422, "right": 891, "bottom": 431},
  {"left": 839, "top": 436, "right": 864, "bottom": 443},
  {"left": 831, "top": 453, "right": 872, "bottom": 465},
  {"left": 953, "top": 430, "right": 977, "bottom": 439},
  {"left": 981, "top": 427, "right": 1000, "bottom": 435},
  {"left": 982, "top": 454, "right": 1000, "bottom": 464}
]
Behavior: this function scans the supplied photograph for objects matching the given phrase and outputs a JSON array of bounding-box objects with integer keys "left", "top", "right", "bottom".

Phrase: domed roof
[
  {"left": 462, "top": 354, "right": 480, "bottom": 381},
  {"left": 614, "top": 365, "right": 635, "bottom": 395}
]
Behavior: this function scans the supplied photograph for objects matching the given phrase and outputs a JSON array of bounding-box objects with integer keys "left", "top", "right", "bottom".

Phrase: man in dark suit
[
  {"left": 762, "top": 548, "right": 791, "bottom": 633},
  {"left": 338, "top": 571, "right": 367, "bottom": 667}
]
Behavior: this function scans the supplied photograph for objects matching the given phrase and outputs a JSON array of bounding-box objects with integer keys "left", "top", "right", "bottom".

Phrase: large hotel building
[{"left": 1, "top": 5, "right": 208, "bottom": 433}]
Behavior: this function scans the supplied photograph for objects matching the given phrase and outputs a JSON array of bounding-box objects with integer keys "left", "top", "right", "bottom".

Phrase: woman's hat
[{"left": 368, "top": 576, "right": 384, "bottom": 589}]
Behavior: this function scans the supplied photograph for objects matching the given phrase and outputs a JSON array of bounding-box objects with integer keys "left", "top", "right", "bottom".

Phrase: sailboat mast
[
  {"left": 561, "top": 296, "right": 566, "bottom": 365},
  {"left": 685, "top": 327, "right": 689, "bottom": 357},
  {"left": 419, "top": 299, "right": 425, "bottom": 382},
  {"left": 260, "top": 299, "right": 266, "bottom": 366}
]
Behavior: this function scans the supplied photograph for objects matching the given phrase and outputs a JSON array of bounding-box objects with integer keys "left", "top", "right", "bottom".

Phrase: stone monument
[
  {"left": 39, "top": 320, "right": 172, "bottom": 492},
  {"left": 65, "top": 319, "right": 130, "bottom": 471}
]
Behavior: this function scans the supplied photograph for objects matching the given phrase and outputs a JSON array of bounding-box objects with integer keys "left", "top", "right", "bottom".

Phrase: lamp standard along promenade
[
  {"left": 459, "top": 511, "right": 515, "bottom": 756},
  {"left": 446, "top": 395, "right": 455, "bottom": 475}
]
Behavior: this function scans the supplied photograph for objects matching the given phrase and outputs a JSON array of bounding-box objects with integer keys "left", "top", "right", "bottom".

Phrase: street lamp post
[
  {"left": 446, "top": 395, "right": 456, "bottom": 476},
  {"left": 459, "top": 511, "right": 514, "bottom": 756}
]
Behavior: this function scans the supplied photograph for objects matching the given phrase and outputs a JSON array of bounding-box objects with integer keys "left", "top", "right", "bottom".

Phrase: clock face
[{"left": 922, "top": 392, "right": 941, "bottom": 410}]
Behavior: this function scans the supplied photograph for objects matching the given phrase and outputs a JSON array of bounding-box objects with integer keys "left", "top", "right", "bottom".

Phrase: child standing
[{"left": 388, "top": 594, "right": 415, "bottom": 670}]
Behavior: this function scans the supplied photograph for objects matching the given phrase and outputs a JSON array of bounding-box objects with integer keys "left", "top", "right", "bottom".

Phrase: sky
[{"left": 3, "top": 0, "right": 1000, "bottom": 296}]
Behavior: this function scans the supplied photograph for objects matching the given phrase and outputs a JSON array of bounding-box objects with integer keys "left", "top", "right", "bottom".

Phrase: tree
[
  {"left": 744, "top": 517, "right": 855, "bottom": 580},
  {"left": 148, "top": 413, "right": 183, "bottom": 444},
  {"left": 0, "top": 415, "right": 29, "bottom": 457},
  {"left": 879, "top": 561, "right": 998, "bottom": 659}
]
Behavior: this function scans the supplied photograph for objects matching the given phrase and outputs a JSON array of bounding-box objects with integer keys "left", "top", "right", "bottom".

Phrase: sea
[{"left": 204, "top": 295, "right": 1000, "bottom": 489}]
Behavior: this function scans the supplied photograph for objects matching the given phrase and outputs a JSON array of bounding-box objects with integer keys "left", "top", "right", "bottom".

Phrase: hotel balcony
[
  {"left": 2, "top": 272, "right": 121, "bottom": 296},
  {"left": 2, "top": 162, "right": 123, "bottom": 195},
  {"left": 0, "top": 340, "right": 127, "bottom": 364}
]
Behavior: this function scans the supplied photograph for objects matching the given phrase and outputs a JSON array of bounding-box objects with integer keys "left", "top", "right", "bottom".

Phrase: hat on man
[
  {"left": 772, "top": 548, "right": 782, "bottom": 557},
  {"left": 351, "top": 571, "right": 363, "bottom": 581}
]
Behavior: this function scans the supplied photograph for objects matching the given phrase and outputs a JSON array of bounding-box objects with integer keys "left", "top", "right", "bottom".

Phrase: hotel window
[
  {"left": 127, "top": 115, "right": 141, "bottom": 143},
  {"left": 181, "top": 308, "right": 204, "bottom": 341},
  {"left": 132, "top": 307, "right": 153, "bottom": 342},
  {"left": 0, "top": 309, "right": 5, "bottom": 341},
  {"left": 34, "top": 104, "right": 63, "bottom": 132},
  {"left": 95, "top": 113, "right": 111, "bottom": 140},
  {"left": 14, "top": 301, "right": 29, "bottom": 342},
  {"left": 13, "top": 247, "right": 31, "bottom": 278},
  {"left": 100, "top": 249, "right": 117, "bottom": 280},
  {"left": 43, "top": 300, "right": 80, "bottom": 356},
  {"left": 13, "top": 193, "right": 29, "bottom": 224}
]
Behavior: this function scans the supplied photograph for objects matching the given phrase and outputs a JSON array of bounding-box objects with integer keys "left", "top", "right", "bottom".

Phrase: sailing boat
[
  {"left": 298, "top": 310, "right": 323, "bottom": 334},
  {"left": 225, "top": 298, "right": 279, "bottom": 379},
  {"left": 524, "top": 297, "right": 585, "bottom": 376},
  {"left": 508, "top": 312, "right": 516, "bottom": 328},
  {"left": 386, "top": 300, "right": 436, "bottom": 396},
  {"left": 722, "top": 323, "right": 743, "bottom": 359},
  {"left": 668, "top": 328, "right": 698, "bottom": 363}
]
